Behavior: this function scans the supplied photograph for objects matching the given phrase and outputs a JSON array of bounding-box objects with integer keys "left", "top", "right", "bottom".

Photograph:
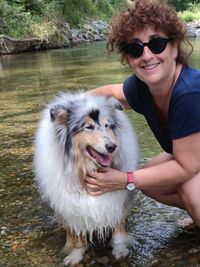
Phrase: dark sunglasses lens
[
  {"left": 149, "top": 38, "right": 168, "bottom": 54},
  {"left": 124, "top": 42, "right": 144, "bottom": 58}
]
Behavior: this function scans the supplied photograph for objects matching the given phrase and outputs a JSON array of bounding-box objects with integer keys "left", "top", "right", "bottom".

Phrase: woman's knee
[
  {"left": 178, "top": 181, "right": 194, "bottom": 206},
  {"left": 178, "top": 173, "right": 200, "bottom": 210}
]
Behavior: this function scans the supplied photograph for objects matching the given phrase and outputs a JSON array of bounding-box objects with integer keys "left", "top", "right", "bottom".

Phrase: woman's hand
[{"left": 84, "top": 167, "right": 127, "bottom": 195}]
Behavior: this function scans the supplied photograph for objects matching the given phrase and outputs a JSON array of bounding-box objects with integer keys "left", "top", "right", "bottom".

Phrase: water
[
  {"left": 1, "top": 39, "right": 200, "bottom": 156},
  {"left": 1, "top": 39, "right": 200, "bottom": 267}
]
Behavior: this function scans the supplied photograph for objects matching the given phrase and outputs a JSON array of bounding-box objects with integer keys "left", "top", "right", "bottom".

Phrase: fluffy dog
[{"left": 34, "top": 92, "right": 139, "bottom": 266}]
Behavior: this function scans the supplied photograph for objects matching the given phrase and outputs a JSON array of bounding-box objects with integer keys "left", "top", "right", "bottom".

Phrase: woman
[{"left": 85, "top": 0, "right": 200, "bottom": 226}]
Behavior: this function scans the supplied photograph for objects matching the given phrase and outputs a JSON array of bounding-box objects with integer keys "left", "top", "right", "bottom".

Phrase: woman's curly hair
[{"left": 107, "top": 0, "right": 192, "bottom": 65}]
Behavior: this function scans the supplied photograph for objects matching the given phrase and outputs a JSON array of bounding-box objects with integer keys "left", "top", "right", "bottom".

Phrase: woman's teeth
[{"left": 142, "top": 63, "right": 159, "bottom": 70}]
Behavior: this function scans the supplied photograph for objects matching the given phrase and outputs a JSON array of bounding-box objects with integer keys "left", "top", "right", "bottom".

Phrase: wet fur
[{"left": 34, "top": 92, "right": 139, "bottom": 265}]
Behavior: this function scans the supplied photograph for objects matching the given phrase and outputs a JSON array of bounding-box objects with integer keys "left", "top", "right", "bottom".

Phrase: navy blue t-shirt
[{"left": 123, "top": 66, "right": 200, "bottom": 154}]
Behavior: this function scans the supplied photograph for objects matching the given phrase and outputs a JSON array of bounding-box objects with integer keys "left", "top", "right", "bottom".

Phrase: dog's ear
[
  {"left": 50, "top": 106, "right": 69, "bottom": 124},
  {"left": 108, "top": 97, "right": 124, "bottom": 111}
]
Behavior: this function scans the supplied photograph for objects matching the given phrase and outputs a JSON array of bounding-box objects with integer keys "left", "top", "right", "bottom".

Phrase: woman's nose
[{"left": 141, "top": 46, "right": 154, "bottom": 59}]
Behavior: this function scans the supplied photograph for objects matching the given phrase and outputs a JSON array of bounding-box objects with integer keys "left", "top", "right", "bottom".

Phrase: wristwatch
[{"left": 126, "top": 172, "right": 136, "bottom": 191}]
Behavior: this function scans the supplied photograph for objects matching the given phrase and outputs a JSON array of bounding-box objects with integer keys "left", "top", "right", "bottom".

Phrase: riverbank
[
  {"left": 1, "top": 19, "right": 200, "bottom": 55},
  {"left": 0, "top": 19, "right": 109, "bottom": 55}
]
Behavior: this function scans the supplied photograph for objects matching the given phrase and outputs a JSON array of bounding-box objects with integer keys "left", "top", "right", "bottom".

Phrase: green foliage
[
  {"left": 95, "top": 0, "right": 114, "bottom": 20},
  {"left": 178, "top": 2, "right": 200, "bottom": 22},
  {"left": 167, "top": 0, "right": 190, "bottom": 12},
  {"left": 60, "top": 0, "right": 97, "bottom": 26},
  {"left": 0, "top": 0, "right": 128, "bottom": 39},
  {"left": 6, "top": 0, "right": 45, "bottom": 14},
  {"left": 30, "top": 17, "right": 57, "bottom": 40},
  {"left": 167, "top": 0, "right": 200, "bottom": 12},
  {"left": 0, "top": 0, "right": 32, "bottom": 37}
]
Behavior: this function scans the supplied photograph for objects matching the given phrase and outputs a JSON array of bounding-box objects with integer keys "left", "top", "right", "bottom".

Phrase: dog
[{"left": 34, "top": 92, "right": 139, "bottom": 266}]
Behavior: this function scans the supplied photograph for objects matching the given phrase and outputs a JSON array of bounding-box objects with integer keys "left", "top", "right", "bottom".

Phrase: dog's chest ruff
[{"left": 61, "top": 190, "right": 129, "bottom": 236}]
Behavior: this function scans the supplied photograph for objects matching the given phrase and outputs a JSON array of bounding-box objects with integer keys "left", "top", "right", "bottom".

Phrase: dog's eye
[
  {"left": 110, "top": 124, "right": 116, "bottom": 130},
  {"left": 105, "top": 124, "right": 116, "bottom": 130},
  {"left": 85, "top": 125, "right": 94, "bottom": 130}
]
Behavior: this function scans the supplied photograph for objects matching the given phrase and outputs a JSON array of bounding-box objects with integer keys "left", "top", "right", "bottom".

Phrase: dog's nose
[{"left": 105, "top": 142, "right": 117, "bottom": 153}]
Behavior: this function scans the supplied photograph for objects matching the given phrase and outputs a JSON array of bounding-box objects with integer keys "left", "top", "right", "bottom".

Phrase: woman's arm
[
  {"left": 85, "top": 132, "right": 200, "bottom": 195},
  {"left": 88, "top": 83, "right": 130, "bottom": 108},
  {"left": 142, "top": 152, "right": 173, "bottom": 168}
]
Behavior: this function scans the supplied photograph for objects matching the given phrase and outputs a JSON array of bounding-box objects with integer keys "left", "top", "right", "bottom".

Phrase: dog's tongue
[{"left": 89, "top": 147, "right": 111, "bottom": 167}]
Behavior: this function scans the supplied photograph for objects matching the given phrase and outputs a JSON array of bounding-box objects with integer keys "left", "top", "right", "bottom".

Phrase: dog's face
[
  {"left": 73, "top": 109, "right": 117, "bottom": 167},
  {"left": 49, "top": 95, "right": 123, "bottom": 168}
]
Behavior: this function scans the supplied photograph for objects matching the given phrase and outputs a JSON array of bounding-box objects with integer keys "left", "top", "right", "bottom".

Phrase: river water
[{"left": 0, "top": 40, "right": 200, "bottom": 267}]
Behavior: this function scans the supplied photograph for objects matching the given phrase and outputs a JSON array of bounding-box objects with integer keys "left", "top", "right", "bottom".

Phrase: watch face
[{"left": 127, "top": 183, "right": 135, "bottom": 191}]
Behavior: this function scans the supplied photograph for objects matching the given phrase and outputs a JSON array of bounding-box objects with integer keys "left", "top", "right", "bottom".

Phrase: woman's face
[{"left": 126, "top": 26, "right": 178, "bottom": 89}]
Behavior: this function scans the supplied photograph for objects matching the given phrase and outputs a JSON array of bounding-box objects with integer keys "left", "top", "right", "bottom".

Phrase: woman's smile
[{"left": 141, "top": 62, "right": 160, "bottom": 71}]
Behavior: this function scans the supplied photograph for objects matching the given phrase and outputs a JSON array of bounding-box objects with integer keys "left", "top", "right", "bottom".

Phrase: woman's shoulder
[
  {"left": 175, "top": 65, "right": 200, "bottom": 95},
  {"left": 180, "top": 65, "right": 200, "bottom": 84}
]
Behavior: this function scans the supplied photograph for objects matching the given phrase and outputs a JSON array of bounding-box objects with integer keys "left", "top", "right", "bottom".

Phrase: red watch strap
[{"left": 127, "top": 172, "right": 134, "bottom": 183}]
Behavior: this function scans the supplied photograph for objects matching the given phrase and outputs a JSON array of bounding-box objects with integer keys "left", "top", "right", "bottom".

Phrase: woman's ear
[{"left": 172, "top": 41, "right": 179, "bottom": 61}]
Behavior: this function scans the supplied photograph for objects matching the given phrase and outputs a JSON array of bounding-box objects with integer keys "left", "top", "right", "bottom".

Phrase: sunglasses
[{"left": 123, "top": 36, "right": 170, "bottom": 58}]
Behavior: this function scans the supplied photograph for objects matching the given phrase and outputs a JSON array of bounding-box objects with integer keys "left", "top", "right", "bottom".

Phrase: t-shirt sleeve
[
  {"left": 123, "top": 75, "right": 142, "bottom": 113},
  {"left": 170, "top": 92, "right": 200, "bottom": 139}
]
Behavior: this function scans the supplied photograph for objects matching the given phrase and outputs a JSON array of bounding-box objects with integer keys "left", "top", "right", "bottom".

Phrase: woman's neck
[
  {"left": 149, "top": 63, "right": 182, "bottom": 98},
  {"left": 151, "top": 63, "right": 182, "bottom": 119}
]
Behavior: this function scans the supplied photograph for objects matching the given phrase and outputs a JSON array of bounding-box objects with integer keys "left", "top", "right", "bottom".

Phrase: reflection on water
[{"left": 0, "top": 41, "right": 126, "bottom": 94}]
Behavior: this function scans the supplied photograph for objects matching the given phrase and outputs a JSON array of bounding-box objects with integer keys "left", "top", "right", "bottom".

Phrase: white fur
[
  {"left": 34, "top": 92, "right": 139, "bottom": 264},
  {"left": 63, "top": 248, "right": 85, "bottom": 266},
  {"left": 112, "top": 231, "right": 129, "bottom": 259}
]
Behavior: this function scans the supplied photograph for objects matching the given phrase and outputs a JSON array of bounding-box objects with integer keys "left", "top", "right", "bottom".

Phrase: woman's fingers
[
  {"left": 85, "top": 176, "right": 98, "bottom": 185},
  {"left": 85, "top": 181, "right": 104, "bottom": 194},
  {"left": 84, "top": 167, "right": 121, "bottom": 195}
]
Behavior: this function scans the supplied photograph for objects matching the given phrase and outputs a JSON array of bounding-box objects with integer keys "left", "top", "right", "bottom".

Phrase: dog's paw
[
  {"left": 112, "top": 243, "right": 129, "bottom": 259},
  {"left": 112, "top": 230, "right": 129, "bottom": 259},
  {"left": 63, "top": 248, "right": 84, "bottom": 266}
]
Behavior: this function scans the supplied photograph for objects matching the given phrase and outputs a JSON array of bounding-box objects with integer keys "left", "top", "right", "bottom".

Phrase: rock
[
  {"left": 0, "top": 35, "right": 47, "bottom": 55},
  {"left": 69, "top": 19, "right": 109, "bottom": 46},
  {"left": 187, "top": 26, "right": 197, "bottom": 37},
  {"left": 1, "top": 227, "right": 8, "bottom": 236},
  {"left": 83, "top": 23, "right": 94, "bottom": 31},
  {"left": 186, "top": 20, "right": 200, "bottom": 38}
]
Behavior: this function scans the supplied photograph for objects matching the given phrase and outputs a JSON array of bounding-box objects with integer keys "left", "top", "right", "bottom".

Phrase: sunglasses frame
[{"left": 123, "top": 36, "right": 171, "bottom": 58}]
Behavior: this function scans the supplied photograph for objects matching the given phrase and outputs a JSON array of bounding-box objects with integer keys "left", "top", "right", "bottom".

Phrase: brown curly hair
[{"left": 107, "top": 0, "right": 192, "bottom": 65}]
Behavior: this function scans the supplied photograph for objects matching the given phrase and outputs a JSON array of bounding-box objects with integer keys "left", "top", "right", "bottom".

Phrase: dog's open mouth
[{"left": 87, "top": 146, "right": 112, "bottom": 167}]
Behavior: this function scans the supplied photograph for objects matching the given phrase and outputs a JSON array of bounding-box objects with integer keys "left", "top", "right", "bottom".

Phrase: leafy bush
[
  {"left": 178, "top": 3, "right": 200, "bottom": 22},
  {"left": 30, "top": 17, "right": 57, "bottom": 40},
  {"left": 0, "top": 0, "right": 130, "bottom": 39},
  {"left": 0, "top": 0, "right": 32, "bottom": 37},
  {"left": 59, "top": 0, "right": 96, "bottom": 25},
  {"left": 95, "top": 0, "right": 114, "bottom": 20}
]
